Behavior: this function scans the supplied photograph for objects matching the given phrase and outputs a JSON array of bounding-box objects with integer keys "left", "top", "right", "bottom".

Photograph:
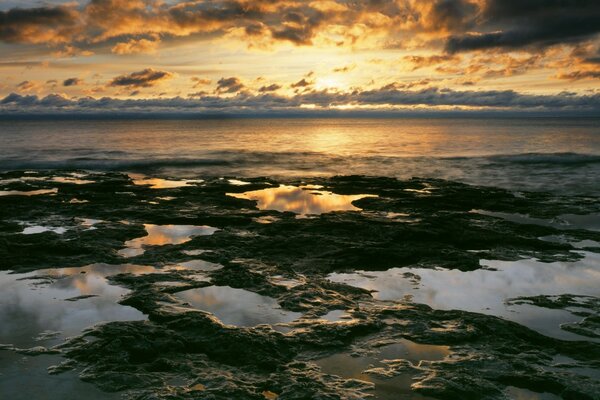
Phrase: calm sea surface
[{"left": 1, "top": 118, "right": 599, "bottom": 194}]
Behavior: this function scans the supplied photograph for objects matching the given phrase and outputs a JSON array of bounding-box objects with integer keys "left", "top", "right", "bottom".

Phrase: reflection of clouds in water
[
  {"left": 329, "top": 252, "right": 600, "bottom": 340},
  {"left": 129, "top": 173, "right": 203, "bottom": 189},
  {"left": 120, "top": 224, "right": 218, "bottom": 257},
  {"left": 22, "top": 225, "right": 67, "bottom": 235},
  {"left": 506, "top": 386, "right": 562, "bottom": 400},
  {"left": 228, "top": 185, "right": 376, "bottom": 216},
  {"left": 378, "top": 340, "right": 450, "bottom": 365},
  {"left": 227, "top": 179, "right": 251, "bottom": 186},
  {"left": 315, "top": 339, "right": 450, "bottom": 397},
  {"left": 0, "top": 175, "right": 93, "bottom": 186},
  {"left": 175, "top": 259, "right": 222, "bottom": 271},
  {"left": 50, "top": 176, "right": 94, "bottom": 185},
  {"left": 176, "top": 286, "right": 301, "bottom": 327},
  {"left": 330, "top": 253, "right": 600, "bottom": 309},
  {"left": 0, "top": 264, "right": 149, "bottom": 347},
  {"left": 472, "top": 209, "right": 600, "bottom": 232},
  {"left": 0, "top": 188, "right": 58, "bottom": 196}
]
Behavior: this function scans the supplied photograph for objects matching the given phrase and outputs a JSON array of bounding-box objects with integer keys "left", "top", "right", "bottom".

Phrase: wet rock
[{"left": 2, "top": 171, "right": 600, "bottom": 399}]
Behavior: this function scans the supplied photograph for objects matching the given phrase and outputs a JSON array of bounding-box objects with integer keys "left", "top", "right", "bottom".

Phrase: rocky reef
[{"left": 1, "top": 171, "right": 599, "bottom": 399}]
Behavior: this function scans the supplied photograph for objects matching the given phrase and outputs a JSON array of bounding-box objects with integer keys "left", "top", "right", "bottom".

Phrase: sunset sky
[{"left": 1, "top": 0, "right": 599, "bottom": 115}]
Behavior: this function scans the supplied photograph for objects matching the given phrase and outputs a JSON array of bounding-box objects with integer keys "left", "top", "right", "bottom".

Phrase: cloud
[
  {"left": 3, "top": 85, "right": 600, "bottom": 115},
  {"left": 63, "top": 77, "right": 83, "bottom": 86},
  {"left": 191, "top": 77, "right": 212, "bottom": 88},
  {"left": 216, "top": 77, "right": 245, "bottom": 94},
  {"left": 403, "top": 54, "right": 460, "bottom": 70},
  {"left": 0, "top": 5, "right": 80, "bottom": 44},
  {"left": 111, "top": 36, "right": 161, "bottom": 55},
  {"left": 333, "top": 63, "right": 356, "bottom": 73},
  {"left": 109, "top": 68, "right": 174, "bottom": 88},
  {"left": 258, "top": 84, "right": 282, "bottom": 92},
  {"left": 291, "top": 78, "right": 312, "bottom": 88},
  {"left": 556, "top": 70, "right": 600, "bottom": 80},
  {"left": 0, "top": 0, "right": 597, "bottom": 57},
  {"left": 0, "top": 0, "right": 470, "bottom": 52},
  {"left": 16, "top": 80, "right": 41, "bottom": 92},
  {"left": 445, "top": 1, "right": 600, "bottom": 53},
  {"left": 413, "top": 0, "right": 479, "bottom": 33}
]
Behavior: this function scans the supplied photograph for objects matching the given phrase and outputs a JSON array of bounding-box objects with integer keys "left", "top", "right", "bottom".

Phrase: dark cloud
[
  {"left": 556, "top": 70, "right": 600, "bottom": 80},
  {"left": 258, "top": 84, "right": 282, "bottom": 92},
  {"left": 3, "top": 86, "right": 600, "bottom": 114},
  {"left": 291, "top": 78, "right": 312, "bottom": 88},
  {"left": 109, "top": 68, "right": 174, "bottom": 88},
  {"left": 333, "top": 64, "right": 356, "bottom": 73},
  {"left": 0, "top": 6, "right": 80, "bottom": 44},
  {"left": 16, "top": 80, "right": 39, "bottom": 91},
  {"left": 63, "top": 77, "right": 83, "bottom": 86},
  {"left": 426, "top": 0, "right": 478, "bottom": 32},
  {"left": 0, "top": 0, "right": 596, "bottom": 55},
  {"left": 446, "top": 0, "right": 600, "bottom": 52},
  {"left": 216, "top": 77, "right": 245, "bottom": 94},
  {"left": 0, "top": 0, "right": 411, "bottom": 49}
]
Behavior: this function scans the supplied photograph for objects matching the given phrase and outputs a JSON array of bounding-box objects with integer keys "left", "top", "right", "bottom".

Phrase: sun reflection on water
[
  {"left": 227, "top": 185, "right": 376, "bottom": 216},
  {"left": 119, "top": 224, "right": 218, "bottom": 257}
]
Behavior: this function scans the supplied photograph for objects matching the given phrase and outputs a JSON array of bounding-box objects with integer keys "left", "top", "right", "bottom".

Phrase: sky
[{"left": 0, "top": 0, "right": 599, "bottom": 115}]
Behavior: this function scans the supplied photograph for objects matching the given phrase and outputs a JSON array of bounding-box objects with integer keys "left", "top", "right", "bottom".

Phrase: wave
[
  {"left": 0, "top": 157, "right": 232, "bottom": 171},
  {"left": 482, "top": 152, "right": 600, "bottom": 165},
  {"left": 1, "top": 151, "right": 600, "bottom": 172}
]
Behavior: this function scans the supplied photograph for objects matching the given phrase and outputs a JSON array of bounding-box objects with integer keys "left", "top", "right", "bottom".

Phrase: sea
[{"left": 1, "top": 117, "right": 599, "bottom": 194}]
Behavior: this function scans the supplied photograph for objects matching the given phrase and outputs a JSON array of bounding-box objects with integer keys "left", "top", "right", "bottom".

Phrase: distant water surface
[{"left": 1, "top": 118, "right": 599, "bottom": 194}]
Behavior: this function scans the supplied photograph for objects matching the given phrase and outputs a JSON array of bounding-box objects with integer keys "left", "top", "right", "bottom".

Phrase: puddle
[
  {"left": 328, "top": 252, "right": 600, "bottom": 341},
  {"left": 314, "top": 339, "right": 448, "bottom": 400},
  {"left": 0, "top": 177, "right": 47, "bottom": 185},
  {"left": 471, "top": 210, "right": 600, "bottom": 232},
  {"left": 254, "top": 216, "right": 280, "bottom": 224},
  {"left": 0, "top": 188, "right": 58, "bottom": 197},
  {"left": 172, "top": 259, "right": 223, "bottom": 272},
  {"left": 79, "top": 218, "right": 102, "bottom": 230},
  {"left": 0, "top": 264, "right": 151, "bottom": 349},
  {"left": 19, "top": 218, "right": 102, "bottom": 235},
  {"left": 181, "top": 249, "right": 209, "bottom": 256},
  {"left": 119, "top": 224, "right": 218, "bottom": 257},
  {"left": 0, "top": 174, "right": 93, "bottom": 186},
  {"left": 0, "top": 353, "right": 119, "bottom": 400},
  {"left": 547, "top": 355, "right": 600, "bottom": 380},
  {"left": 505, "top": 386, "right": 562, "bottom": 400},
  {"left": 540, "top": 235, "right": 600, "bottom": 249},
  {"left": 50, "top": 177, "right": 94, "bottom": 185},
  {"left": 129, "top": 173, "right": 203, "bottom": 189},
  {"left": 156, "top": 196, "right": 176, "bottom": 201},
  {"left": 227, "top": 185, "right": 376, "bottom": 216},
  {"left": 269, "top": 275, "right": 304, "bottom": 289},
  {"left": 69, "top": 198, "right": 89, "bottom": 204},
  {"left": 174, "top": 286, "right": 302, "bottom": 327},
  {"left": 319, "top": 309, "right": 352, "bottom": 322},
  {"left": 227, "top": 179, "right": 251, "bottom": 186},
  {"left": 21, "top": 225, "right": 68, "bottom": 235}
]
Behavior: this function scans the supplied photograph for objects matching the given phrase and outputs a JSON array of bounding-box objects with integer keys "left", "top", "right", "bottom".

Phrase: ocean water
[{"left": 1, "top": 117, "right": 599, "bottom": 194}]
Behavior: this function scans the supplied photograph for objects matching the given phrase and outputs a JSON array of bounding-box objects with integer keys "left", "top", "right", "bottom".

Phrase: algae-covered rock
[{"left": 1, "top": 171, "right": 599, "bottom": 399}]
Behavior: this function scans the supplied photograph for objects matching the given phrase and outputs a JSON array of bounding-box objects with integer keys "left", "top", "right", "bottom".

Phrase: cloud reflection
[
  {"left": 119, "top": 224, "right": 218, "bottom": 257},
  {"left": 227, "top": 185, "right": 376, "bottom": 216}
]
